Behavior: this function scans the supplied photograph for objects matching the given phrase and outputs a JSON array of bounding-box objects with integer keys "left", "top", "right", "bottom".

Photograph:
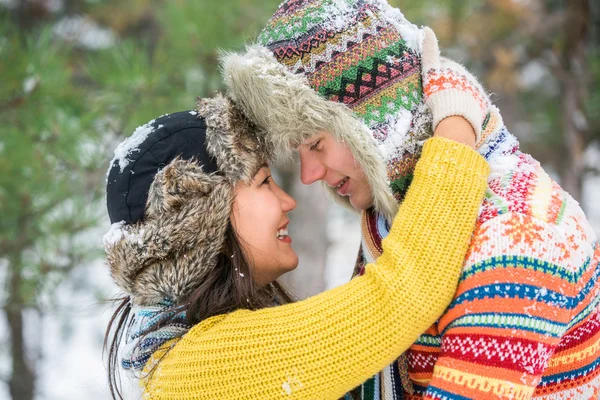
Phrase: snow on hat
[
  {"left": 222, "top": 0, "right": 434, "bottom": 221},
  {"left": 104, "top": 95, "right": 271, "bottom": 305}
]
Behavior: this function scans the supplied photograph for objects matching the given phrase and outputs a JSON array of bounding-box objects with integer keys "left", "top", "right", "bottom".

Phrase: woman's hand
[{"left": 421, "top": 27, "right": 492, "bottom": 147}]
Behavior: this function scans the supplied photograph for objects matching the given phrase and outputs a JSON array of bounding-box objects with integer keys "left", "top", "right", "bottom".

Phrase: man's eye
[
  {"left": 261, "top": 175, "right": 272, "bottom": 185},
  {"left": 309, "top": 139, "right": 321, "bottom": 151}
]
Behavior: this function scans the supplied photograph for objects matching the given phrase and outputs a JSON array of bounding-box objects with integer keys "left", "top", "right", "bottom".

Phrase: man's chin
[{"left": 348, "top": 195, "right": 373, "bottom": 212}]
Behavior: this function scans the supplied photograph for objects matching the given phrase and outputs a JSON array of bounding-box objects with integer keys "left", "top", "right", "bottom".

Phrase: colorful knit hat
[
  {"left": 223, "top": 0, "right": 434, "bottom": 220},
  {"left": 261, "top": 0, "right": 423, "bottom": 119}
]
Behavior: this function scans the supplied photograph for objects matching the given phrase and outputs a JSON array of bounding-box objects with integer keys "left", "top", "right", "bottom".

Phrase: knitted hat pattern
[
  {"left": 223, "top": 0, "right": 434, "bottom": 220},
  {"left": 104, "top": 95, "right": 270, "bottom": 306}
]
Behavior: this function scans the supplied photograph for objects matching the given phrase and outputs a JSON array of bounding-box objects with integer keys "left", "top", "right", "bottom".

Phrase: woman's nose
[{"left": 277, "top": 186, "right": 296, "bottom": 213}]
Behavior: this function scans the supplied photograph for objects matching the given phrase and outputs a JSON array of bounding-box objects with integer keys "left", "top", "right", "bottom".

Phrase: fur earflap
[
  {"left": 197, "top": 94, "right": 271, "bottom": 184},
  {"left": 221, "top": 45, "right": 398, "bottom": 221},
  {"left": 106, "top": 160, "right": 232, "bottom": 306}
]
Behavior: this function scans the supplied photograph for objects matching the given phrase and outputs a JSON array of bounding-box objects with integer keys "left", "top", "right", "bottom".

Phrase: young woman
[{"left": 104, "top": 95, "right": 489, "bottom": 399}]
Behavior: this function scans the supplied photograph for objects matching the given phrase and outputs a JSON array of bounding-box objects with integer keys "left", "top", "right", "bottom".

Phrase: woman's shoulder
[
  {"left": 183, "top": 313, "right": 231, "bottom": 340},
  {"left": 141, "top": 312, "right": 237, "bottom": 393}
]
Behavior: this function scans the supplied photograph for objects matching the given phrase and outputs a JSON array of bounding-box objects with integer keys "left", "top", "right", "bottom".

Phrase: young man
[{"left": 222, "top": 0, "right": 600, "bottom": 398}]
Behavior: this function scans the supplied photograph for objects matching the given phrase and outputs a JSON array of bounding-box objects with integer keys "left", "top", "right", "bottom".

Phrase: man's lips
[
  {"left": 336, "top": 177, "right": 350, "bottom": 196},
  {"left": 329, "top": 177, "right": 349, "bottom": 189}
]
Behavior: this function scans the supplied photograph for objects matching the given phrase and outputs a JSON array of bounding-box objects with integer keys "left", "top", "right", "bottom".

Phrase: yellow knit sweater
[{"left": 142, "top": 137, "right": 490, "bottom": 400}]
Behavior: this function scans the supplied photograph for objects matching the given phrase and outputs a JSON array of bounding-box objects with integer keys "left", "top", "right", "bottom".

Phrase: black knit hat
[{"left": 106, "top": 111, "right": 218, "bottom": 225}]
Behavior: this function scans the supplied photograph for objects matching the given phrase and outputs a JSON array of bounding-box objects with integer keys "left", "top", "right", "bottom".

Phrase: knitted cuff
[{"left": 421, "top": 136, "right": 490, "bottom": 181}]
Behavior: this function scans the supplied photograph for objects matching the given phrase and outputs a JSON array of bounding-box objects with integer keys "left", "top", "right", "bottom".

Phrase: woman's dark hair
[{"left": 104, "top": 222, "right": 294, "bottom": 400}]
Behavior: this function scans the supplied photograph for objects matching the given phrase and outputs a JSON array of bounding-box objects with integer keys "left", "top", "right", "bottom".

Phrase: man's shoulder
[
  {"left": 467, "top": 151, "right": 596, "bottom": 274},
  {"left": 480, "top": 149, "right": 590, "bottom": 235}
]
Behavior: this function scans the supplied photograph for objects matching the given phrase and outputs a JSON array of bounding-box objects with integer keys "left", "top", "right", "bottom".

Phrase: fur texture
[
  {"left": 222, "top": 46, "right": 398, "bottom": 220},
  {"left": 198, "top": 94, "right": 271, "bottom": 184},
  {"left": 105, "top": 95, "right": 267, "bottom": 305}
]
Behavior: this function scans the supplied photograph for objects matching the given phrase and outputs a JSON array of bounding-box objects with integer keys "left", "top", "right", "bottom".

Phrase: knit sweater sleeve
[
  {"left": 421, "top": 212, "right": 576, "bottom": 400},
  {"left": 143, "top": 137, "right": 490, "bottom": 400}
]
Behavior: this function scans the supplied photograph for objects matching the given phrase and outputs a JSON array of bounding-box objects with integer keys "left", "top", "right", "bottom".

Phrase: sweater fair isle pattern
[
  {"left": 402, "top": 130, "right": 600, "bottom": 400},
  {"left": 140, "top": 138, "right": 490, "bottom": 399}
]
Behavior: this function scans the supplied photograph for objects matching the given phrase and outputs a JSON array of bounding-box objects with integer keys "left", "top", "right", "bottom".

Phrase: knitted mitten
[{"left": 421, "top": 27, "right": 492, "bottom": 142}]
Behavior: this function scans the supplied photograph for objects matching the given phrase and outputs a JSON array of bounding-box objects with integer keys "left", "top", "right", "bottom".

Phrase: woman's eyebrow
[{"left": 251, "top": 164, "right": 269, "bottom": 183}]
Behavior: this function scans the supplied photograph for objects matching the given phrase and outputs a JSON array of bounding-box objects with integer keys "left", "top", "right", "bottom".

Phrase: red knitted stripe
[
  {"left": 407, "top": 349, "right": 439, "bottom": 373},
  {"left": 556, "top": 311, "right": 600, "bottom": 351},
  {"left": 438, "top": 333, "right": 557, "bottom": 375}
]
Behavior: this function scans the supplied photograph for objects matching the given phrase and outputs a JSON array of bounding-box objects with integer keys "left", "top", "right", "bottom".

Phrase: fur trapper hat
[{"left": 104, "top": 95, "right": 270, "bottom": 306}]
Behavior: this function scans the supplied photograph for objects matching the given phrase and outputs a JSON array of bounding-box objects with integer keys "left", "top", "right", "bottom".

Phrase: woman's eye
[{"left": 309, "top": 139, "right": 321, "bottom": 151}]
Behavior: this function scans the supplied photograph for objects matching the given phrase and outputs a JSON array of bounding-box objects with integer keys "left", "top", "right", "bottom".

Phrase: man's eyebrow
[
  {"left": 295, "top": 141, "right": 309, "bottom": 150},
  {"left": 300, "top": 136, "right": 320, "bottom": 147}
]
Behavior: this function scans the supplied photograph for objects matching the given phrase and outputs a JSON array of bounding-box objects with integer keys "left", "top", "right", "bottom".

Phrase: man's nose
[{"left": 299, "top": 150, "right": 326, "bottom": 185}]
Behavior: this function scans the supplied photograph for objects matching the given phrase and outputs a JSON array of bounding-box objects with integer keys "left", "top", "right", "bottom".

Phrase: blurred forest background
[{"left": 1, "top": 0, "right": 599, "bottom": 398}]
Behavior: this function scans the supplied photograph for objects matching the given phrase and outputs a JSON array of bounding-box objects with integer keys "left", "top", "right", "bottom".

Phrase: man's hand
[
  {"left": 434, "top": 116, "right": 476, "bottom": 149},
  {"left": 422, "top": 27, "right": 492, "bottom": 146}
]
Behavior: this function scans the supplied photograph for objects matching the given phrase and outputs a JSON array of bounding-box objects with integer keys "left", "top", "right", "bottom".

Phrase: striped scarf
[
  {"left": 121, "top": 298, "right": 190, "bottom": 373},
  {"left": 344, "top": 209, "right": 411, "bottom": 400}
]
